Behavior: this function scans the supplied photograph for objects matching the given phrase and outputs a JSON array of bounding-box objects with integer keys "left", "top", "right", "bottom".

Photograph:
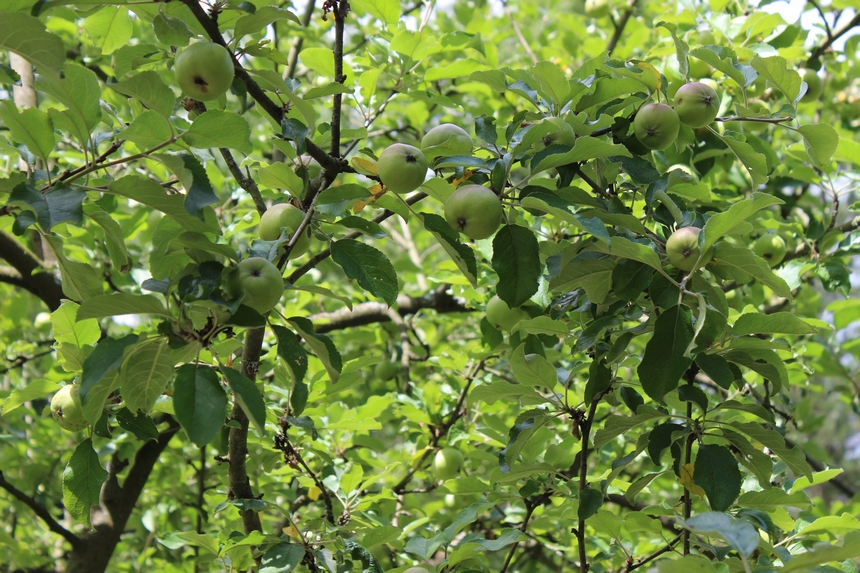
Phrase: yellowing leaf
[
  {"left": 283, "top": 524, "right": 300, "bottom": 538},
  {"left": 637, "top": 62, "right": 662, "bottom": 91},
  {"left": 680, "top": 463, "right": 705, "bottom": 498},
  {"left": 452, "top": 170, "right": 474, "bottom": 187},
  {"left": 308, "top": 486, "right": 322, "bottom": 501},
  {"left": 351, "top": 156, "right": 378, "bottom": 176}
]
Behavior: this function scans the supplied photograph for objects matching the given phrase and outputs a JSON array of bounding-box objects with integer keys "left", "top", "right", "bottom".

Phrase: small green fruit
[
  {"left": 800, "top": 68, "right": 823, "bottom": 102},
  {"left": 377, "top": 144, "right": 428, "bottom": 194},
  {"left": 421, "top": 124, "right": 473, "bottom": 158},
  {"left": 374, "top": 361, "right": 399, "bottom": 381},
  {"left": 225, "top": 257, "right": 283, "bottom": 314},
  {"left": 174, "top": 42, "right": 234, "bottom": 102},
  {"left": 633, "top": 103, "right": 680, "bottom": 151},
  {"left": 433, "top": 447, "right": 464, "bottom": 480},
  {"left": 51, "top": 385, "right": 88, "bottom": 432},
  {"left": 258, "top": 203, "right": 312, "bottom": 259},
  {"left": 674, "top": 82, "right": 720, "bottom": 128},
  {"left": 665, "top": 226, "right": 712, "bottom": 272},
  {"left": 532, "top": 117, "right": 577, "bottom": 151},
  {"left": 752, "top": 234, "right": 786, "bottom": 267},
  {"left": 486, "top": 295, "right": 529, "bottom": 331},
  {"left": 444, "top": 185, "right": 503, "bottom": 240}
]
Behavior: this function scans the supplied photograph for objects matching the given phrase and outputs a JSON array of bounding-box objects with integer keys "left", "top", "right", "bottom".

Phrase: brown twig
[
  {"left": 500, "top": 0, "right": 538, "bottom": 65},
  {"left": 806, "top": 9, "right": 860, "bottom": 65},
  {"left": 607, "top": 0, "right": 637, "bottom": 56},
  {"left": 0, "top": 471, "right": 83, "bottom": 549},
  {"left": 220, "top": 147, "right": 266, "bottom": 215}
]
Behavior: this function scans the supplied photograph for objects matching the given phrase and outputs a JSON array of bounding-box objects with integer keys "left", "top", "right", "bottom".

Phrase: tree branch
[
  {"left": 0, "top": 471, "right": 83, "bottom": 550},
  {"left": 607, "top": 0, "right": 637, "bottom": 56},
  {"left": 806, "top": 9, "right": 860, "bottom": 66},
  {"left": 0, "top": 231, "right": 64, "bottom": 310},
  {"left": 330, "top": 1, "right": 350, "bottom": 157},
  {"left": 220, "top": 147, "right": 266, "bottom": 216},
  {"left": 500, "top": 0, "right": 538, "bottom": 65}
]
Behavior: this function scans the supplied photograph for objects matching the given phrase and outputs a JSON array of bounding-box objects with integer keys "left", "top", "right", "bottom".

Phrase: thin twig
[
  {"left": 0, "top": 471, "right": 83, "bottom": 549},
  {"left": 220, "top": 148, "right": 266, "bottom": 215},
  {"left": 285, "top": 0, "right": 318, "bottom": 79},
  {"left": 607, "top": 0, "right": 637, "bottom": 56},
  {"left": 500, "top": 0, "right": 538, "bottom": 65},
  {"left": 807, "top": 9, "right": 860, "bottom": 65}
]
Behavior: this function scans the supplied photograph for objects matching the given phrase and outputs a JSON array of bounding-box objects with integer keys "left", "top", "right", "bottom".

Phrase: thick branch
[
  {"left": 0, "top": 471, "right": 83, "bottom": 549},
  {"left": 310, "top": 286, "right": 467, "bottom": 333},
  {"left": 330, "top": 1, "right": 350, "bottom": 157},
  {"left": 0, "top": 231, "right": 64, "bottom": 310}
]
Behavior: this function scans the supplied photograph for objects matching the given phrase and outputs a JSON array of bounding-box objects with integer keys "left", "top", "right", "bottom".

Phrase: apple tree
[{"left": 1, "top": 0, "right": 860, "bottom": 572}]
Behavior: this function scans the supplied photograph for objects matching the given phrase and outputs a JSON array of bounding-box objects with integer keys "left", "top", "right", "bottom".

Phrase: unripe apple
[
  {"left": 421, "top": 124, "right": 473, "bottom": 158},
  {"left": 533, "top": 117, "right": 577, "bottom": 151},
  {"left": 486, "top": 295, "right": 529, "bottom": 331},
  {"left": 258, "top": 203, "right": 312, "bottom": 259},
  {"left": 51, "top": 385, "right": 88, "bottom": 432},
  {"left": 374, "top": 360, "right": 399, "bottom": 381},
  {"left": 665, "top": 226, "right": 713, "bottom": 272},
  {"left": 674, "top": 82, "right": 720, "bottom": 128},
  {"left": 800, "top": 68, "right": 823, "bottom": 103},
  {"left": 752, "top": 234, "right": 786, "bottom": 267},
  {"left": 633, "top": 103, "right": 680, "bottom": 151},
  {"left": 585, "top": 0, "right": 611, "bottom": 18},
  {"left": 433, "top": 447, "right": 464, "bottom": 480},
  {"left": 377, "top": 144, "right": 428, "bottom": 194},
  {"left": 444, "top": 185, "right": 503, "bottom": 240},
  {"left": 174, "top": 42, "right": 234, "bottom": 102},
  {"left": 225, "top": 257, "right": 284, "bottom": 314}
]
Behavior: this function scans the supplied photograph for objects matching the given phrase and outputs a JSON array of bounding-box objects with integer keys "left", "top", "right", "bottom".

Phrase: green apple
[
  {"left": 444, "top": 185, "right": 503, "bottom": 240},
  {"left": 433, "top": 447, "right": 464, "bottom": 480},
  {"left": 377, "top": 143, "right": 428, "bottom": 194},
  {"left": 533, "top": 117, "right": 577, "bottom": 150},
  {"left": 665, "top": 226, "right": 712, "bottom": 272},
  {"left": 174, "top": 42, "right": 234, "bottom": 102},
  {"left": 674, "top": 82, "right": 720, "bottom": 128},
  {"left": 421, "top": 124, "right": 473, "bottom": 158},
  {"left": 374, "top": 360, "right": 399, "bottom": 381},
  {"left": 225, "top": 257, "right": 283, "bottom": 314},
  {"left": 258, "top": 203, "right": 312, "bottom": 259},
  {"left": 51, "top": 385, "right": 88, "bottom": 432},
  {"left": 585, "top": 0, "right": 611, "bottom": 17},
  {"left": 633, "top": 103, "right": 680, "bottom": 151},
  {"left": 486, "top": 295, "right": 529, "bottom": 331},
  {"left": 752, "top": 234, "right": 786, "bottom": 267},
  {"left": 800, "top": 68, "right": 823, "bottom": 102}
]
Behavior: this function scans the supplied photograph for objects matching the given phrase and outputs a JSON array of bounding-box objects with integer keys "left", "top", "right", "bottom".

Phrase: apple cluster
[{"left": 633, "top": 82, "right": 720, "bottom": 151}]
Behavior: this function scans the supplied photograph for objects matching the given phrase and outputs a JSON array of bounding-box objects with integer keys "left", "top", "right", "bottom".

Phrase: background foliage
[{"left": 1, "top": 0, "right": 860, "bottom": 572}]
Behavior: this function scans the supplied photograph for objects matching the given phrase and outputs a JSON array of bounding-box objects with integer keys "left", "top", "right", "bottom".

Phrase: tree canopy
[{"left": 1, "top": 1, "right": 860, "bottom": 572}]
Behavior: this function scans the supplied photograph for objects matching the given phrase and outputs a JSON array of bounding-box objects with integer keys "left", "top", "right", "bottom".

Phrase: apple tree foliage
[{"left": 1, "top": 0, "right": 860, "bottom": 572}]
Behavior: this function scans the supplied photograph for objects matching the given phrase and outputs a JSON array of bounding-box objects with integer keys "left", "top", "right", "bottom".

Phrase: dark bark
[{"left": 0, "top": 231, "right": 65, "bottom": 310}]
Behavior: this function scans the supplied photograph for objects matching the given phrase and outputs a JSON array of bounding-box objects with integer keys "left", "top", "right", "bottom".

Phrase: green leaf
[
  {"left": 80, "top": 333, "right": 138, "bottom": 404},
  {"left": 182, "top": 110, "right": 252, "bottom": 154},
  {"left": 683, "top": 512, "right": 758, "bottom": 558},
  {"left": 85, "top": 206, "right": 131, "bottom": 272},
  {"left": 584, "top": 356, "right": 612, "bottom": 405},
  {"left": 532, "top": 138, "right": 631, "bottom": 173},
  {"left": 42, "top": 235, "right": 104, "bottom": 301},
  {"left": 110, "top": 71, "right": 176, "bottom": 118},
  {"left": 331, "top": 239, "right": 398, "bottom": 306},
  {"left": 509, "top": 344, "right": 557, "bottom": 393},
  {"left": 259, "top": 162, "right": 304, "bottom": 198},
  {"left": 724, "top": 348, "right": 788, "bottom": 392},
  {"left": 152, "top": 13, "right": 193, "bottom": 47},
  {"left": 730, "top": 421, "right": 812, "bottom": 480},
  {"left": 83, "top": 5, "right": 132, "bottom": 55},
  {"left": 63, "top": 438, "right": 107, "bottom": 526},
  {"left": 9, "top": 182, "right": 85, "bottom": 231},
  {"left": 35, "top": 62, "right": 101, "bottom": 139},
  {"left": 711, "top": 243, "right": 792, "bottom": 299},
  {"left": 702, "top": 192, "right": 783, "bottom": 251},
  {"left": 689, "top": 46, "right": 753, "bottom": 89},
  {"left": 173, "top": 364, "right": 228, "bottom": 448},
  {"left": 637, "top": 305, "right": 695, "bottom": 402},
  {"left": 750, "top": 55, "right": 802, "bottom": 102},
  {"left": 352, "top": 0, "right": 402, "bottom": 29},
  {"left": 0, "top": 100, "right": 54, "bottom": 163},
  {"left": 731, "top": 312, "right": 817, "bottom": 336},
  {"left": 261, "top": 542, "right": 306, "bottom": 573},
  {"left": 220, "top": 367, "right": 266, "bottom": 437},
  {"left": 0, "top": 12, "right": 65, "bottom": 72},
  {"left": 714, "top": 132, "right": 768, "bottom": 186},
  {"left": 272, "top": 325, "right": 308, "bottom": 414},
  {"left": 287, "top": 316, "right": 342, "bottom": 384},
  {"left": 736, "top": 489, "right": 810, "bottom": 510},
  {"left": 790, "top": 468, "right": 845, "bottom": 494},
  {"left": 106, "top": 175, "right": 220, "bottom": 234},
  {"left": 115, "top": 407, "right": 159, "bottom": 441},
  {"left": 233, "top": 6, "right": 299, "bottom": 40},
  {"left": 77, "top": 293, "right": 170, "bottom": 321},
  {"left": 52, "top": 301, "right": 100, "bottom": 347},
  {"left": 780, "top": 531, "right": 860, "bottom": 573},
  {"left": 120, "top": 339, "right": 174, "bottom": 414},
  {"left": 578, "top": 488, "right": 604, "bottom": 521},
  {"left": 0, "top": 379, "right": 60, "bottom": 416},
  {"left": 549, "top": 256, "right": 615, "bottom": 303},
  {"left": 797, "top": 124, "right": 839, "bottom": 168},
  {"left": 693, "top": 444, "right": 741, "bottom": 511},
  {"left": 492, "top": 224, "right": 540, "bottom": 307},
  {"left": 656, "top": 555, "right": 717, "bottom": 573},
  {"left": 422, "top": 213, "right": 479, "bottom": 287},
  {"left": 593, "top": 406, "right": 667, "bottom": 450},
  {"left": 592, "top": 236, "right": 664, "bottom": 271}
]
